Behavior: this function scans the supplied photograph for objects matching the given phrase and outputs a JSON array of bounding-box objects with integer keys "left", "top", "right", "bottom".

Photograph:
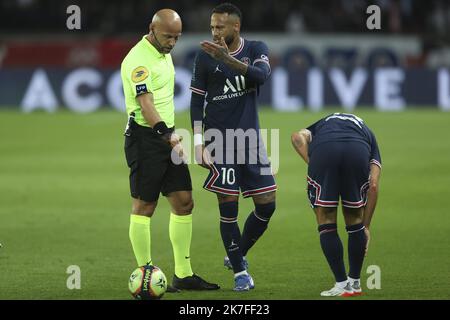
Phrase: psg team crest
[{"left": 241, "top": 57, "right": 251, "bottom": 65}]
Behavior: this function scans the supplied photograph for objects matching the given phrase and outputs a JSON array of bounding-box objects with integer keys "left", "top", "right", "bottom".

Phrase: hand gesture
[{"left": 200, "top": 37, "right": 229, "bottom": 61}]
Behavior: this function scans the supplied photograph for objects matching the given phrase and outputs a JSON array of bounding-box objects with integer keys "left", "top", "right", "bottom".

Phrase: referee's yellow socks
[
  {"left": 129, "top": 214, "right": 152, "bottom": 267},
  {"left": 169, "top": 213, "right": 193, "bottom": 278}
]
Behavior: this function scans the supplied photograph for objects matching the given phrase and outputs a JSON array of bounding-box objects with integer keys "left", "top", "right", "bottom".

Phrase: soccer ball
[{"left": 128, "top": 265, "right": 167, "bottom": 300}]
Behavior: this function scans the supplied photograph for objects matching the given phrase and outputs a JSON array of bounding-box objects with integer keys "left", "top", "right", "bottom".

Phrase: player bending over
[{"left": 291, "top": 113, "right": 381, "bottom": 297}]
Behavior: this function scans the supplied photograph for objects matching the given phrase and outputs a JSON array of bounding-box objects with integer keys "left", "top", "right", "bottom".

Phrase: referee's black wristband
[{"left": 153, "top": 121, "right": 170, "bottom": 136}]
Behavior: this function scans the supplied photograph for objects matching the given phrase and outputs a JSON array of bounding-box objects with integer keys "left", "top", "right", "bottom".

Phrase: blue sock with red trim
[
  {"left": 219, "top": 201, "right": 245, "bottom": 273},
  {"left": 346, "top": 223, "right": 366, "bottom": 279},
  {"left": 318, "top": 223, "right": 347, "bottom": 282},
  {"left": 241, "top": 202, "right": 276, "bottom": 256}
]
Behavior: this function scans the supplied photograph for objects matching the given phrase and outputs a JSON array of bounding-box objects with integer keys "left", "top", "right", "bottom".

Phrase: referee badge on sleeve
[
  {"left": 136, "top": 84, "right": 148, "bottom": 95},
  {"left": 131, "top": 66, "right": 149, "bottom": 83}
]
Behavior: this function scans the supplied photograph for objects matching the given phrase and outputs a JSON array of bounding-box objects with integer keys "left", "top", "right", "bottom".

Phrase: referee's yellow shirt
[{"left": 121, "top": 35, "right": 175, "bottom": 127}]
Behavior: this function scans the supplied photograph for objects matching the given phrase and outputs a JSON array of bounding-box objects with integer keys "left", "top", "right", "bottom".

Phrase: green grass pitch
[{"left": 0, "top": 108, "right": 449, "bottom": 300}]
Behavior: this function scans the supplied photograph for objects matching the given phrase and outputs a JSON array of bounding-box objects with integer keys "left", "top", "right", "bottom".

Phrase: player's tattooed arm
[
  {"left": 200, "top": 38, "right": 248, "bottom": 75},
  {"left": 200, "top": 38, "right": 269, "bottom": 84},
  {"left": 291, "top": 129, "right": 312, "bottom": 164}
]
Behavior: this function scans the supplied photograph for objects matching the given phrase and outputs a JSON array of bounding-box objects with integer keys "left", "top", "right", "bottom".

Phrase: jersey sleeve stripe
[
  {"left": 370, "top": 159, "right": 382, "bottom": 169},
  {"left": 253, "top": 59, "right": 271, "bottom": 74},
  {"left": 253, "top": 58, "right": 271, "bottom": 67},
  {"left": 190, "top": 86, "right": 206, "bottom": 96}
]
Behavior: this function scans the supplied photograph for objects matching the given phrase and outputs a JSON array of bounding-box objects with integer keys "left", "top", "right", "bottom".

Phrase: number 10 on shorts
[{"left": 221, "top": 168, "right": 236, "bottom": 185}]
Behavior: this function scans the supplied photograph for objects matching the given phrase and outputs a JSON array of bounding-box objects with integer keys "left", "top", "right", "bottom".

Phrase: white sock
[
  {"left": 336, "top": 280, "right": 349, "bottom": 289},
  {"left": 234, "top": 270, "right": 248, "bottom": 278}
]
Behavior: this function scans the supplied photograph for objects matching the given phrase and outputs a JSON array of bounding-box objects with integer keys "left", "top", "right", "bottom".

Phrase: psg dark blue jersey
[
  {"left": 190, "top": 38, "right": 270, "bottom": 133},
  {"left": 307, "top": 113, "right": 382, "bottom": 168}
]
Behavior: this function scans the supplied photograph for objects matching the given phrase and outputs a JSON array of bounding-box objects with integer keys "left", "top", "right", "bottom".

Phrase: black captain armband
[{"left": 153, "top": 121, "right": 171, "bottom": 140}]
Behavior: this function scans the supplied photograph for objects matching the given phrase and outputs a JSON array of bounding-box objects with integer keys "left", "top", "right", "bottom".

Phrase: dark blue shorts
[
  {"left": 203, "top": 148, "right": 277, "bottom": 197},
  {"left": 307, "top": 141, "right": 370, "bottom": 208}
]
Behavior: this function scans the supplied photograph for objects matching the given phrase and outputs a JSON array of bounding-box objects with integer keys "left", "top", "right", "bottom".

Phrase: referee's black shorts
[{"left": 124, "top": 118, "right": 192, "bottom": 202}]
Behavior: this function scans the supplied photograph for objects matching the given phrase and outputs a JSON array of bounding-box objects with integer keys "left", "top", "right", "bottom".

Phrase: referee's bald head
[
  {"left": 151, "top": 9, "right": 182, "bottom": 35},
  {"left": 149, "top": 9, "right": 182, "bottom": 54}
]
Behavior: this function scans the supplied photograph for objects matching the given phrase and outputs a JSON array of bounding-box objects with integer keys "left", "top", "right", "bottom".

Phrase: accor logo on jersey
[{"left": 212, "top": 75, "right": 256, "bottom": 101}]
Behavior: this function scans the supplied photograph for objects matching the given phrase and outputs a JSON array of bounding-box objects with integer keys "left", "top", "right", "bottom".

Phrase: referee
[{"left": 121, "top": 9, "right": 219, "bottom": 291}]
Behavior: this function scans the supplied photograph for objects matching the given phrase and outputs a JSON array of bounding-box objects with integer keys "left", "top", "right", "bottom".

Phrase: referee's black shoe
[{"left": 172, "top": 274, "right": 220, "bottom": 290}]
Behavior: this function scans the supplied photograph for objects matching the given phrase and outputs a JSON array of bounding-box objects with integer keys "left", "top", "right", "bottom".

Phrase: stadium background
[{"left": 0, "top": 0, "right": 449, "bottom": 300}]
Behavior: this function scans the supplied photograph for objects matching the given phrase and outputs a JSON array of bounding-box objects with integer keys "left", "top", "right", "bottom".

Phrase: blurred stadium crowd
[
  {"left": 1, "top": 0, "right": 450, "bottom": 111},
  {"left": 0, "top": 0, "right": 449, "bottom": 37},
  {"left": 0, "top": 0, "right": 449, "bottom": 68}
]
